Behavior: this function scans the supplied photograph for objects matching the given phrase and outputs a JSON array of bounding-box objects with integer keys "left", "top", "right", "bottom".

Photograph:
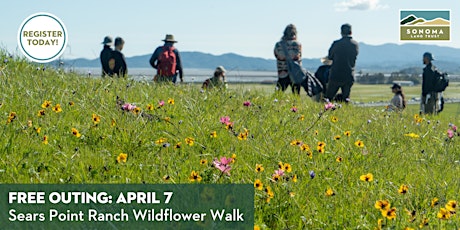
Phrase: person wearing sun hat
[
  {"left": 421, "top": 51, "right": 439, "bottom": 114},
  {"left": 202, "top": 66, "right": 228, "bottom": 90},
  {"left": 149, "top": 34, "right": 183, "bottom": 83},
  {"left": 100, "top": 36, "right": 114, "bottom": 77}
]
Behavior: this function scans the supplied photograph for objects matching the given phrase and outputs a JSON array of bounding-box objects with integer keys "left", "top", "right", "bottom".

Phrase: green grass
[{"left": 1, "top": 54, "right": 459, "bottom": 229}]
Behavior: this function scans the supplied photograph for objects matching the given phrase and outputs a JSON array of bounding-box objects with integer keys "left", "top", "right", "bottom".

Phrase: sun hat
[
  {"left": 215, "top": 66, "right": 226, "bottom": 73},
  {"left": 101, "top": 36, "right": 113, "bottom": 45},
  {"left": 320, "top": 56, "right": 333, "bottom": 65},
  {"left": 162, "top": 34, "right": 178, "bottom": 43}
]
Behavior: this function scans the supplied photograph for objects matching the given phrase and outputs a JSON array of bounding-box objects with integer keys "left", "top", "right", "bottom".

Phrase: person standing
[
  {"left": 112, "top": 37, "right": 128, "bottom": 77},
  {"left": 325, "top": 24, "right": 359, "bottom": 102},
  {"left": 149, "top": 34, "right": 183, "bottom": 83},
  {"left": 274, "top": 24, "right": 302, "bottom": 94},
  {"left": 421, "top": 52, "right": 438, "bottom": 114},
  {"left": 100, "top": 36, "right": 114, "bottom": 77}
]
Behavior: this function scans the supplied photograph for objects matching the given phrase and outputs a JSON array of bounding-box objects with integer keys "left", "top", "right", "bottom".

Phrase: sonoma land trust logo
[{"left": 400, "top": 10, "right": 450, "bottom": 41}]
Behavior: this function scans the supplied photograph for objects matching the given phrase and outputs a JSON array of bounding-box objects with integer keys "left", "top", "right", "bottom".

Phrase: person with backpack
[
  {"left": 274, "top": 24, "right": 302, "bottom": 94},
  {"left": 149, "top": 34, "right": 183, "bottom": 83},
  {"left": 313, "top": 57, "right": 332, "bottom": 102},
  {"left": 325, "top": 24, "right": 359, "bottom": 102},
  {"left": 202, "top": 66, "right": 228, "bottom": 90},
  {"left": 421, "top": 52, "right": 441, "bottom": 114},
  {"left": 100, "top": 36, "right": 114, "bottom": 77},
  {"left": 112, "top": 37, "right": 128, "bottom": 77}
]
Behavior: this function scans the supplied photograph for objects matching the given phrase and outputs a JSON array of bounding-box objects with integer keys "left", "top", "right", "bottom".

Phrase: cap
[
  {"left": 101, "top": 36, "right": 113, "bottom": 45},
  {"left": 423, "top": 52, "right": 434, "bottom": 61},
  {"left": 391, "top": 83, "right": 401, "bottom": 89}
]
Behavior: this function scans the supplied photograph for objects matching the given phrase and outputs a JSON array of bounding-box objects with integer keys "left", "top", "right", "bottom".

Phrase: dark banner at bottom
[{"left": 0, "top": 184, "right": 254, "bottom": 229}]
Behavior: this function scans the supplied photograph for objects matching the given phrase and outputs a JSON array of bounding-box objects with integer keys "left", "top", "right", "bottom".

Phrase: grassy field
[{"left": 1, "top": 54, "right": 459, "bottom": 229}]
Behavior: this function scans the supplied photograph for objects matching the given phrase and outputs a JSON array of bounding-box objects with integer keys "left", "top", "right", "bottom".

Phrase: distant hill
[{"left": 63, "top": 43, "right": 460, "bottom": 73}]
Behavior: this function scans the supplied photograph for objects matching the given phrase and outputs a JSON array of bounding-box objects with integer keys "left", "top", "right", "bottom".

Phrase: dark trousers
[
  {"left": 277, "top": 77, "right": 300, "bottom": 94},
  {"left": 326, "top": 81, "right": 353, "bottom": 101}
]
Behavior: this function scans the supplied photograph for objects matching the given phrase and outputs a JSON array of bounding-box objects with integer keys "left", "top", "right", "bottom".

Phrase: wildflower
[
  {"left": 289, "top": 192, "right": 295, "bottom": 197},
  {"left": 162, "top": 175, "right": 170, "bottom": 182},
  {"left": 290, "top": 139, "right": 301, "bottom": 146},
  {"left": 158, "top": 100, "right": 165, "bottom": 107},
  {"left": 254, "top": 225, "right": 261, "bottom": 230},
  {"left": 71, "top": 128, "right": 82, "bottom": 138},
  {"left": 282, "top": 163, "right": 292, "bottom": 173},
  {"left": 325, "top": 188, "right": 335, "bottom": 196},
  {"left": 437, "top": 208, "right": 451, "bottom": 220},
  {"left": 446, "top": 200, "right": 457, "bottom": 212},
  {"left": 273, "top": 169, "right": 285, "bottom": 177},
  {"left": 451, "top": 124, "right": 458, "bottom": 132},
  {"left": 27, "top": 120, "right": 33, "bottom": 127},
  {"left": 405, "top": 209, "right": 416, "bottom": 223},
  {"left": 398, "top": 184, "right": 409, "bottom": 194},
  {"left": 35, "top": 127, "right": 41, "bottom": 134},
  {"left": 37, "top": 110, "right": 45, "bottom": 117},
  {"left": 403, "top": 227, "right": 414, "bottom": 230},
  {"left": 185, "top": 137, "right": 195, "bottom": 146},
  {"left": 431, "top": 198, "right": 439, "bottom": 208},
  {"left": 374, "top": 200, "right": 390, "bottom": 211},
  {"left": 116, "top": 153, "right": 128, "bottom": 163},
  {"left": 164, "top": 117, "right": 171, "bottom": 122},
  {"left": 174, "top": 142, "right": 182, "bottom": 149},
  {"left": 237, "top": 132, "right": 248, "bottom": 140},
  {"left": 381, "top": 207, "right": 397, "bottom": 220},
  {"left": 42, "top": 135, "right": 49, "bottom": 145},
  {"left": 68, "top": 101, "right": 74, "bottom": 106},
  {"left": 133, "top": 107, "right": 141, "bottom": 115},
  {"left": 167, "top": 98, "right": 174, "bottom": 105},
  {"left": 200, "top": 159, "right": 208, "bottom": 165},
  {"left": 447, "top": 129, "right": 454, "bottom": 139},
  {"left": 146, "top": 104, "right": 154, "bottom": 111},
  {"left": 52, "top": 104, "right": 62, "bottom": 113},
  {"left": 265, "top": 186, "right": 274, "bottom": 201},
  {"left": 360, "top": 173, "right": 373, "bottom": 182},
  {"left": 219, "top": 116, "right": 231, "bottom": 124},
  {"left": 355, "top": 140, "right": 364, "bottom": 148},
  {"left": 377, "top": 219, "right": 384, "bottom": 230},
  {"left": 334, "top": 135, "right": 341, "bottom": 140},
  {"left": 314, "top": 130, "right": 319, "bottom": 135},
  {"left": 404, "top": 133, "right": 420, "bottom": 138},
  {"left": 254, "top": 179, "right": 263, "bottom": 190},
  {"left": 41, "top": 100, "right": 52, "bottom": 108},
  {"left": 290, "top": 106, "right": 298, "bottom": 112},
  {"left": 278, "top": 162, "right": 283, "bottom": 169},
  {"left": 298, "top": 115, "right": 305, "bottom": 121},
  {"left": 225, "top": 122, "right": 234, "bottom": 130},
  {"left": 92, "top": 113, "right": 101, "bottom": 124},
  {"left": 331, "top": 116, "right": 338, "bottom": 122},
  {"left": 336, "top": 156, "right": 343, "bottom": 162},
  {"left": 419, "top": 218, "right": 429, "bottom": 228},
  {"left": 324, "top": 102, "right": 335, "bottom": 110},
  {"left": 344, "top": 131, "right": 351, "bottom": 137},
  {"left": 210, "top": 131, "right": 217, "bottom": 138},
  {"left": 255, "top": 164, "right": 264, "bottom": 173},
  {"left": 309, "top": 170, "right": 315, "bottom": 179},
  {"left": 111, "top": 118, "right": 116, "bottom": 127},
  {"left": 243, "top": 101, "right": 251, "bottom": 106},
  {"left": 189, "top": 170, "right": 202, "bottom": 182},
  {"left": 300, "top": 143, "right": 310, "bottom": 151},
  {"left": 317, "top": 141, "right": 326, "bottom": 153},
  {"left": 213, "top": 157, "right": 232, "bottom": 175},
  {"left": 231, "top": 153, "right": 236, "bottom": 163},
  {"left": 155, "top": 138, "right": 167, "bottom": 145},
  {"left": 272, "top": 174, "right": 281, "bottom": 182}
]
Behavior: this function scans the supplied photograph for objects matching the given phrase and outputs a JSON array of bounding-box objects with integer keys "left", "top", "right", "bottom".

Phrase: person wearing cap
[
  {"left": 112, "top": 37, "right": 128, "bottom": 77},
  {"left": 202, "top": 66, "right": 228, "bottom": 90},
  {"left": 274, "top": 24, "right": 302, "bottom": 94},
  {"left": 149, "top": 34, "right": 183, "bottom": 83},
  {"left": 388, "top": 83, "right": 406, "bottom": 111},
  {"left": 100, "top": 36, "right": 114, "bottom": 77},
  {"left": 421, "top": 52, "right": 439, "bottom": 114},
  {"left": 325, "top": 24, "right": 359, "bottom": 102},
  {"left": 313, "top": 57, "right": 332, "bottom": 102}
]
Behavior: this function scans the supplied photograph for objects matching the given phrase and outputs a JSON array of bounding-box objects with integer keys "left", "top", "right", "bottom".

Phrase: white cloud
[{"left": 334, "top": 0, "right": 388, "bottom": 12}]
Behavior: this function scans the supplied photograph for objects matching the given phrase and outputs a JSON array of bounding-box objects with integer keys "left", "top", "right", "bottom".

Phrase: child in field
[
  {"left": 388, "top": 83, "right": 406, "bottom": 111},
  {"left": 202, "top": 66, "right": 228, "bottom": 90}
]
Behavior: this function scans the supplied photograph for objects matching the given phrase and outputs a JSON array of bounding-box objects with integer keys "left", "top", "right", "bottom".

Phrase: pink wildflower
[
  {"left": 122, "top": 103, "right": 136, "bottom": 111},
  {"left": 220, "top": 116, "right": 231, "bottom": 124},
  {"left": 243, "top": 101, "right": 251, "bottom": 107},
  {"left": 291, "top": 106, "right": 298, "bottom": 112},
  {"left": 447, "top": 129, "right": 454, "bottom": 139},
  {"left": 324, "top": 102, "right": 335, "bottom": 111},
  {"left": 159, "top": 100, "right": 165, "bottom": 107},
  {"left": 273, "top": 169, "right": 285, "bottom": 177},
  {"left": 213, "top": 157, "right": 232, "bottom": 175}
]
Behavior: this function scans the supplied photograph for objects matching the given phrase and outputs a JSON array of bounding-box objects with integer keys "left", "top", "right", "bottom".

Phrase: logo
[
  {"left": 400, "top": 10, "right": 450, "bottom": 41},
  {"left": 17, "top": 12, "right": 68, "bottom": 63}
]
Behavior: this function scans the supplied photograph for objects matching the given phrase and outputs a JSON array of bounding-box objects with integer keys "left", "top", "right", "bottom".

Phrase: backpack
[
  {"left": 157, "top": 46, "right": 177, "bottom": 77},
  {"left": 302, "top": 71, "right": 323, "bottom": 97},
  {"left": 434, "top": 70, "right": 449, "bottom": 92}
]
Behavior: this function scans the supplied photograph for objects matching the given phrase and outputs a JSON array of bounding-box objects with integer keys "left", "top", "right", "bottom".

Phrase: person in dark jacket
[
  {"left": 325, "top": 24, "right": 359, "bottom": 102},
  {"left": 149, "top": 34, "right": 183, "bottom": 83},
  {"left": 112, "top": 37, "right": 127, "bottom": 77},
  {"left": 100, "top": 36, "right": 113, "bottom": 77},
  {"left": 421, "top": 52, "right": 439, "bottom": 114},
  {"left": 313, "top": 57, "right": 332, "bottom": 102}
]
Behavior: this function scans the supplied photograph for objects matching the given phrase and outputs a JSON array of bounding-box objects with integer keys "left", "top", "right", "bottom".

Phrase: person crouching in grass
[
  {"left": 202, "top": 66, "right": 228, "bottom": 90},
  {"left": 387, "top": 83, "right": 406, "bottom": 111}
]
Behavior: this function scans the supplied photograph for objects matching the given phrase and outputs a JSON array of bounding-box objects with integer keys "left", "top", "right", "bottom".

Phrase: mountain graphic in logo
[
  {"left": 400, "top": 10, "right": 450, "bottom": 41},
  {"left": 400, "top": 14, "right": 450, "bottom": 26}
]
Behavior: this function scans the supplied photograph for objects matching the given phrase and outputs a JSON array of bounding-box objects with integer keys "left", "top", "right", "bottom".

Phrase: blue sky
[{"left": 1, "top": 0, "right": 459, "bottom": 59}]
